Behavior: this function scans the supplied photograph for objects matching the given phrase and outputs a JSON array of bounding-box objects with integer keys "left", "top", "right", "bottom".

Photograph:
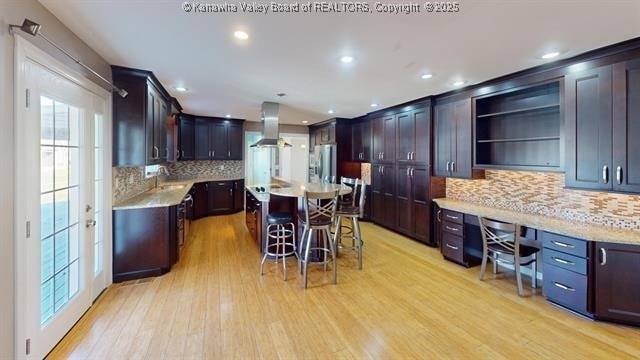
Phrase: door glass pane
[{"left": 40, "top": 96, "right": 83, "bottom": 325}]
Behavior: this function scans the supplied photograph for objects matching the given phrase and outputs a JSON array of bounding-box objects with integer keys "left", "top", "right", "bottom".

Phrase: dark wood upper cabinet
[
  {"left": 383, "top": 115, "right": 396, "bottom": 163},
  {"left": 351, "top": 120, "right": 371, "bottom": 162},
  {"left": 371, "top": 117, "right": 384, "bottom": 162},
  {"left": 112, "top": 66, "right": 173, "bottom": 166},
  {"left": 613, "top": 59, "right": 640, "bottom": 193},
  {"left": 228, "top": 123, "right": 244, "bottom": 160},
  {"left": 194, "top": 118, "right": 244, "bottom": 160},
  {"left": 594, "top": 242, "right": 640, "bottom": 326},
  {"left": 396, "top": 106, "right": 430, "bottom": 165},
  {"left": 434, "top": 98, "right": 480, "bottom": 178},
  {"left": 565, "top": 65, "right": 613, "bottom": 190},
  {"left": 178, "top": 114, "right": 195, "bottom": 160}
]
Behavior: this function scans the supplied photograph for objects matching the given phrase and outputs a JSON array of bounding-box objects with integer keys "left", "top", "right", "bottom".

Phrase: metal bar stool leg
[
  {"left": 325, "top": 228, "right": 337, "bottom": 284},
  {"left": 354, "top": 217, "right": 363, "bottom": 270},
  {"left": 302, "top": 228, "right": 313, "bottom": 289}
]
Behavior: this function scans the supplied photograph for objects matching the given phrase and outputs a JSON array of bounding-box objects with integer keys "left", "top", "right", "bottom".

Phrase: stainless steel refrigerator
[{"left": 309, "top": 144, "right": 337, "bottom": 183}]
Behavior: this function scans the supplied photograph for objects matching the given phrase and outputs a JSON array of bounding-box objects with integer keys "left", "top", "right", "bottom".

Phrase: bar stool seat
[
  {"left": 267, "top": 212, "right": 294, "bottom": 224},
  {"left": 260, "top": 212, "right": 297, "bottom": 281}
]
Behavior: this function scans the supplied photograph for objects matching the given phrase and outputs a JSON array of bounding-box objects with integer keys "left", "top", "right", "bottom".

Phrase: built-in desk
[{"left": 433, "top": 198, "right": 640, "bottom": 327}]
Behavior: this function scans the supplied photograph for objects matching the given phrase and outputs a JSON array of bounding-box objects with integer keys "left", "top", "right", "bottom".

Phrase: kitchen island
[{"left": 245, "top": 178, "right": 351, "bottom": 253}]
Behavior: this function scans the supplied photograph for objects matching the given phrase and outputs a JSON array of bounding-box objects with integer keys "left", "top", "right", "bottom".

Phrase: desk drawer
[
  {"left": 543, "top": 263, "right": 588, "bottom": 314},
  {"left": 542, "top": 232, "right": 587, "bottom": 258},
  {"left": 442, "top": 209, "right": 463, "bottom": 224},
  {"left": 543, "top": 248, "right": 587, "bottom": 275},
  {"left": 441, "top": 232, "right": 464, "bottom": 264},
  {"left": 443, "top": 221, "right": 463, "bottom": 236}
]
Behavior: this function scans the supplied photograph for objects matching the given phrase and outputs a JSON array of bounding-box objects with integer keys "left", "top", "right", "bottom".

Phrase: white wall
[{"left": 0, "top": 1, "right": 111, "bottom": 357}]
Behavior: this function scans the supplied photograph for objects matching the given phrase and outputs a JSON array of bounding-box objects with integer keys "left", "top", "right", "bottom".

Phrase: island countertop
[
  {"left": 434, "top": 198, "right": 640, "bottom": 246},
  {"left": 246, "top": 177, "right": 351, "bottom": 201}
]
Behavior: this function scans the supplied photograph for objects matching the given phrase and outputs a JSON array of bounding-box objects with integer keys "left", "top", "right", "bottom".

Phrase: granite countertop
[
  {"left": 246, "top": 177, "right": 352, "bottom": 202},
  {"left": 113, "top": 176, "right": 244, "bottom": 210},
  {"left": 433, "top": 198, "right": 640, "bottom": 246}
]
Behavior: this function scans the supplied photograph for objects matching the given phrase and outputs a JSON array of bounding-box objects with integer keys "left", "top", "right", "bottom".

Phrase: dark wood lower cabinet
[
  {"left": 594, "top": 242, "right": 640, "bottom": 326},
  {"left": 112, "top": 206, "right": 178, "bottom": 282},
  {"left": 190, "top": 179, "right": 245, "bottom": 219}
]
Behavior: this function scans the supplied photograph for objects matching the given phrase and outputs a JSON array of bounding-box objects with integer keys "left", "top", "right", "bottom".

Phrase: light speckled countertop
[
  {"left": 246, "top": 178, "right": 351, "bottom": 203},
  {"left": 113, "top": 176, "right": 244, "bottom": 210},
  {"left": 434, "top": 198, "right": 640, "bottom": 245}
]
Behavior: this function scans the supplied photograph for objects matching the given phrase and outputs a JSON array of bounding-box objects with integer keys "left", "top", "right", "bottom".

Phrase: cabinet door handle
[
  {"left": 602, "top": 165, "right": 609, "bottom": 184},
  {"left": 552, "top": 240, "right": 575, "bottom": 249},
  {"left": 228, "top": 151, "right": 231, "bottom": 157},
  {"left": 381, "top": 166, "right": 384, "bottom": 175},
  {"left": 445, "top": 243, "right": 459, "bottom": 250},
  {"left": 436, "top": 210, "right": 442, "bottom": 222},
  {"left": 553, "top": 282, "right": 575, "bottom": 292},
  {"left": 407, "top": 152, "right": 410, "bottom": 160},
  {"left": 600, "top": 248, "right": 607, "bottom": 266},
  {"left": 446, "top": 161, "right": 451, "bottom": 173},
  {"left": 616, "top": 166, "right": 623, "bottom": 185},
  {"left": 182, "top": 150, "right": 185, "bottom": 158},
  {"left": 212, "top": 150, "right": 215, "bottom": 158},
  {"left": 451, "top": 162, "right": 456, "bottom": 173},
  {"left": 406, "top": 168, "right": 410, "bottom": 177},
  {"left": 411, "top": 168, "right": 414, "bottom": 177},
  {"left": 552, "top": 257, "right": 575, "bottom": 266},
  {"left": 411, "top": 151, "right": 415, "bottom": 160},
  {"left": 205, "top": 184, "right": 208, "bottom": 190},
  {"left": 445, "top": 226, "right": 459, "bottom": 232},
  {"left": 153, "top": 146, "right": 159, "bottom": 159}
]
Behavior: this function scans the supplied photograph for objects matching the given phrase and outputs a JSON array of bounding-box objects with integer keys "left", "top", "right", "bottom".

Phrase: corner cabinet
[
  {"left": 594, "top": 242, "right": 640, "bottom": 326},
  {"left": 112, "top": 66, "right": 174, "bottom": 166},
  {"left": 566, "top": 58, "right": 640, "bottom": 193},
  {"left": 194, "top": 117, "right": 244, "bottom": 161},
  {"left": 434, "top": 97, "right": 482, "bottom": 179}
]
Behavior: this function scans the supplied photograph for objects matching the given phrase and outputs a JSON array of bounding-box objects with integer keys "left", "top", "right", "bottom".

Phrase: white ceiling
[{"left": 40, "top": 0, "right": 640, "bottom": 124}]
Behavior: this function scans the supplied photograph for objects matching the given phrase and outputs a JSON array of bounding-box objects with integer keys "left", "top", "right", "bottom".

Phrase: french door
[{"left": 15, "top": 37, "right": 109, "bottom": 359}]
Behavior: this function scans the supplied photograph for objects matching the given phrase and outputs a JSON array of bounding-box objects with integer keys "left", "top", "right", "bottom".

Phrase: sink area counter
[{"left": 113, "top": 176, "right": 244, "bottom": 210}]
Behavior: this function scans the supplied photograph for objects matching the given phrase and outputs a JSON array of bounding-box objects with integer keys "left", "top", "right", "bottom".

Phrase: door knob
[{"left": 86, "top": 219, "right": 97, "bottom": 228}]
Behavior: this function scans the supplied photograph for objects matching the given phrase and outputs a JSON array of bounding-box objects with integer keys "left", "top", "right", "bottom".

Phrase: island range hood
[{"left": 250, "top": 102, "right": 292, "bottom": 147}]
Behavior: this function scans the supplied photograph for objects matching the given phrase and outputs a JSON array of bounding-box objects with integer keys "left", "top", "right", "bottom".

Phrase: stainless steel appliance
[
  {"left": 178, "top": 194, "right": 193, "bottom": 255},
  {"left": 309, "top": 144, "right": 337, "bottom": 183}
]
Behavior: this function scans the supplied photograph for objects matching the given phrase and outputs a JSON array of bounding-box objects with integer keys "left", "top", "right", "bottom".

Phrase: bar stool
[
  {"left": 334, "top": 178, "right": 366, "bottom": 270},
  {"left": 298, "top": 190, "right": 339, "bottom": 288},
  {"left": 260, "top": 212, "right": 297, "bottom": 281}
]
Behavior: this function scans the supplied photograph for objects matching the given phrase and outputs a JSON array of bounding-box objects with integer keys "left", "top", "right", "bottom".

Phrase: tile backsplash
[
  {"left": 113, "top": 160, "right": 244, "bottom": 204},
  {"left": 447, "top": 170, "right": 640, "bottom": 231}
]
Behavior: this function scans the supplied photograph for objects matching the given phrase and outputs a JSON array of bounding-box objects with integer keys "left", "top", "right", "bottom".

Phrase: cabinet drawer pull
[
  {"left": 445, "top": 243, "right": 459, "bottom": 250},
  {"left": 553, "top": 282, "right": 575, "bottom": 292},
  {"left": 445, "top": 226, "right": 459, "bottom": 232},
  {"left": 552, "top": 257, "right": 575, "bottom": 266},
  {"left": 445, "top": 214, "right": 459, "bottom": 220},
  {"left": 552, "top": 241, "right": 575, "bottom": 249},
  {"left": 600, "top": 248, "right": 607, "bottom": 266}
]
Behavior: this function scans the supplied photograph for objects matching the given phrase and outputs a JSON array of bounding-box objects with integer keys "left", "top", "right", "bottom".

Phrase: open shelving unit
[{"left": 474, "top": 80, "right": 562, "bottom": 171}]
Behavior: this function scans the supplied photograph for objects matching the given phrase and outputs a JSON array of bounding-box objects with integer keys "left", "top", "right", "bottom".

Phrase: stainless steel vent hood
[{"left": 250, "top": 102, "right": 292, "bottom": 147}]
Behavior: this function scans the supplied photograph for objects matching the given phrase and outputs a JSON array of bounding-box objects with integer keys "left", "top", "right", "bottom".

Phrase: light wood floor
[{"left": 48, "top": 213, "right": 640, "bottom": 359}]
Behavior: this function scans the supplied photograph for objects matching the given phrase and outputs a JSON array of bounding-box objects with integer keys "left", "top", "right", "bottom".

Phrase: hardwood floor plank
[{"left": 48, "top": 212, "right": 640, "bottom": 359}]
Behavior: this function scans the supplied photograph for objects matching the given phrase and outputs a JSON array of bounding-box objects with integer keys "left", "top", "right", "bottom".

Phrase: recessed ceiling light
[
  {"left": 234, "top": 31, "right": 249, "bottom": 40},
  {"left": 225, "top": 114, "right": 231, "bottom": 118},
  {"left": 370, "top": 103, "right": 378, "bottom": 108},
  {"left": 174, "top": 86, "right": 188, "bottom": 92},
  {"left": 302, "top": 120, "right": 309, "bottom": 124},
  {"left": 328, "top": 110, "right": 335, "bottom": 114},
  {"left": 421, "top": 73, "right": 433, "bottom": 79},
  {"left": 541, "top": 51, "right": 560, "bottom": 59},
  {"left": 340, "top": 55, "right": 354, "bottom": 63},
  {"left": 452, "top": 80, "right": 466, "bottom": 87}
]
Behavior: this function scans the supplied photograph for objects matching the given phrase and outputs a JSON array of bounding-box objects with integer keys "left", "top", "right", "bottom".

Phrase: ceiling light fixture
[
  {"left": 302, "top": 120, "right": 309, "bottom": 124},
  {"left": 340, "top": 55, "right": 354, "bottom": 63},
  {"left": 174, "top": 86, "right": 188, "bottom": 92},
  {"left": 234, "top": 30, "right": 249, "bottom": 40},
  {"left": 328, "top": 110, "right": 335, "bottom": 114},
  {"left": 225, "top": 114, "right": 231, "bottom": 118},
  {"left": 453, "top": 80, "right": 466, "bottom": 87},
  {"left": 541, "top": 51, "right": 560, "bottom": 59},
  {"left": 370, "top": 103, "right": 378, "bottom": 108},
  {"left": 421, "top": 73, "right": 433, "bottom": 79}
]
